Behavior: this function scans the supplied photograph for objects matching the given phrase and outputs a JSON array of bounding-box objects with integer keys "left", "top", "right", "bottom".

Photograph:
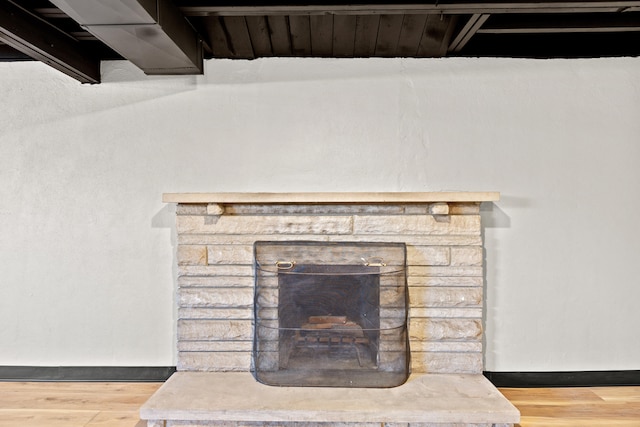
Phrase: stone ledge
[
  {"left": 163, "top": 192, "right": 500, "bottom": 204},
  {"left": 140, "top": 372, "right": 519, "bottom": 425}
]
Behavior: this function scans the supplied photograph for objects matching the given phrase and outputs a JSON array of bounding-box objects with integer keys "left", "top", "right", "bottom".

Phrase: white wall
[{"left": 1, "top": 56, "right": 639, "bottom": 371}]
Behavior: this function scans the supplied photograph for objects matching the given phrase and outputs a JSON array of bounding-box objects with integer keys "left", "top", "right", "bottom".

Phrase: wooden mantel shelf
[{"left": 162, "top": 192, "right": 499, "bottom": 204}]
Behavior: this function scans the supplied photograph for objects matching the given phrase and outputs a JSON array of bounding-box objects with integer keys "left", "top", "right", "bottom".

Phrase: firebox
[{"left": 253, "top": 241, "right": 409, "bottom": 388}]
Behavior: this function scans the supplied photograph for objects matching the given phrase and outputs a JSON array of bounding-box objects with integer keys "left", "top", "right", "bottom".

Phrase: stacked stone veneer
[{"left": 175, "top": 201, "right": 485, "bottom": 374}]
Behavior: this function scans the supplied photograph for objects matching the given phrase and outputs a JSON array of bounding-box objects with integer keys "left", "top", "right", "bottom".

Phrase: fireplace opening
[{"left": 253, "top": 241, "right": 409, "bottom": 388}]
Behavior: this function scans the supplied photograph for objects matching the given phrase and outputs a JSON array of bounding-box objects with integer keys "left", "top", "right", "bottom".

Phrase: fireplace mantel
[{"left": 162, "top": 191, "right": 500, "bottom": 204}]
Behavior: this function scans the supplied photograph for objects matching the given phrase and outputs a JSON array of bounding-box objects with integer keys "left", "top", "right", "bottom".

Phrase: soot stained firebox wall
[{"left": 253, "top": 241, "right": 409, "bottom": 388}]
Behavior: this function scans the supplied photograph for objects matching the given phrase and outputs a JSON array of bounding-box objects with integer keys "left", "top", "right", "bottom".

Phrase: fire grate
[{"left": 252, "top": 241, "right": 409, "bottom": 388}]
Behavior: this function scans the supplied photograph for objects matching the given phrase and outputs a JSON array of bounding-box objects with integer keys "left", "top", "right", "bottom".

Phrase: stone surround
[
  {"left": 141, "top": 192, "right": 519, "bottom": 427},
  {"left": 141, "top": 372, "right": 520, "bottom": 426}
]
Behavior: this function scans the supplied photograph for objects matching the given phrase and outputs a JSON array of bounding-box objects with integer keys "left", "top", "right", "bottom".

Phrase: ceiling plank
[
  {"left": 418, "top": 14, "right": 458, "bottom": 56},
  {"left": 289, "top": 15, "right": 311, "bottom": 55},
  {"left": 0, "top": 0, "right": 99, "bottom": 83},
  {"left": 449, "top": 13, "right": 490, "bottom": 52},
  {"left": 245, "top": 16, "right": 273, "bottom": 56},
  {"left": 205, "top": 16, "right": 234, "bottom": 58},
  {"left": 333, "top": 14, "right": 357, "bottom": 57},
  {"left": 310, "top": 14, "right": 334, "bottom": 56},
  {"left": 375, "top": 14, "right": 404, "bottom": 56},
  {"left": 396, "top": 13, "right": 428, "bottom": 56},
  {"left": 354, "top": 14, "right": 380, "bottom": 56},
  {"left": 267, "top": 15, "right": 292, "bottom": 56},
  {"left": 222, "top": 16, "right": 255, "bottom": 58}
]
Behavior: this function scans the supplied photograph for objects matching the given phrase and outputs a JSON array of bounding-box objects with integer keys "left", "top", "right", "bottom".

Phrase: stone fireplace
[{"left": 141, "top": 192, "right": 520, "bottom": 427}]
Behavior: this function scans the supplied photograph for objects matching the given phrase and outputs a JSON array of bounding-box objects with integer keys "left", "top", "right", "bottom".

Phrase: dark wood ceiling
[{"left": 2, "top": 1, "right": 640, "bottom": 84}]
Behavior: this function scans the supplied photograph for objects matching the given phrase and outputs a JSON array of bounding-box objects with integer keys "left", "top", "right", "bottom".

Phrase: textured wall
[{"left": 1, "top": 57, "right": 639, "bottom": 371}]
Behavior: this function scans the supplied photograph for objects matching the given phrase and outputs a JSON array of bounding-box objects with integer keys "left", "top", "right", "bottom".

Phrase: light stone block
[
  {"left": 380, "top": 308, "right": 407, "bottom": 319},
  {"left": 178, "top": 320, "right": 252, "bottom": 341},
  {"left": 178, "top": 265, "right": 253, "bottom": 277},
  {"left": 353, "top": 215, "right": 480, "bottom": 236},
  {"left": 179, "top": 276, "right": 254, "bottom": 288},
  {"left": 255, "top": 308, "right": 277, "bottom": 319},
  {"left": 379, "top": 340, "right": 411, "bottom": 352},
  {"left": 255, "top": 244, "right": 405, "bottom": 267},
  {"left": 409, "top": 341, "right": 483, "bottom": 352},
  {"left": 178, "top": 341, "right": 252, "bottom": 352},
  {"left": 409, "top": 266, "right": 483, "bottom": 277},
  {"left": 177, "top": 245, "right": 208, "bottom": 266},
  {"left": 403, "top": 205, "right": 428, "bottom": 214},
  {"left": 410, "top": 308, "right": 483, "bottom": 318},
  {"left": 180, "top": 234, "right": 332, "bottom": 245},
  {"left": 380, "top": 287, "right": 406, "bottom": 307},
  {"left": 255, "top": 354, "right": 279, "bottom": 372},
  {"left": 255, "top": 276, "right": 277, "bottom": 288},
  {"left": 177, "top": 215, "right": 353, "bottom": 235},
  {"left": 378, "top": 351, "right": 407, "bottom": 369},
  {"left": 409, "top": 287, "right": 483, "bottom": 308},
  {"left": 411, "top": 353, "right": 483, "bottom": 374},
  {"left": 407, "top": 246, "right": 450, "bottom": 266},
  {"left": 256, "top": 288, "right": 278, "bottom": 308},
  {"left": 225, "top": 204, "right": 406, "bottom": 215},
  {"left": 448, "top": 202, "right": 481, "bottom": 215},
  {"left": 178, "top": 308, "right": 253, "bottom": 320},
  {"left": 255, "top": 323, "right": 279, "bottom": 341},
  {"left": 408, "top": 276, "right": 483, "bottom": 287},
  {"left": 428, "top": 203, "right": 449, "bottom": 215},
  {"left": 451, "top": 246, "right": 484, "bottom": 266},
  {"left": 207, "top": 204, "right": 225, "bottom": 215},
  {"left": 179, "top": 234, "right": 482, "bottom": 247},
  {"left": 381, "top": 317, "right": 410, "bottom": 329},
  {"left": 177, "top": 353, "right": 251, "bottom": 371},
  {"left": 179, "top": 288, "right": 253, "bottom": 308},
  {"left": 409, "top": 319, "right": 482, "bottom": 341},
  {"left": 207, "top": 245, "right": 254, "bottom": 265},
  {"left": 176, "top": 204, "right": 207, "bottom": 215}
]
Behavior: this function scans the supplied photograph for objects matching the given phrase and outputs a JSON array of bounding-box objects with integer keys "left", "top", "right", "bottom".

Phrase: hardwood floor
[
  {"left": 0, "top": 381, "right": 639, "bottom": 426},
  {"left": 501, "top": 386, "right": 640, "bottom": 426},
  {"left": 0, "top": 382, "right": 161, "bottom": 427}
]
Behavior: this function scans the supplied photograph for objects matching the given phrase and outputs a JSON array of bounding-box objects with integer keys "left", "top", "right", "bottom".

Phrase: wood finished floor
[{"left": 0, "top": 381, "right": 639, "bottom": 426}]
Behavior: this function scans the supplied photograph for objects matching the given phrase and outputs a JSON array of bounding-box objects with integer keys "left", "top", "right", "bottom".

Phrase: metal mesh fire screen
[{"left": 253, "top": 241, "right": 409, "bottom": 388}]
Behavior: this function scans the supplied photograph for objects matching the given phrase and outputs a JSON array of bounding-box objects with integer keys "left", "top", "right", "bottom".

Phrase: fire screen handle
[
  {"left": 362, "top": 257, "right": 386, "bottom": 267},
  {"left": 275, "top": 260, "right": 296, "bottom": 270}
]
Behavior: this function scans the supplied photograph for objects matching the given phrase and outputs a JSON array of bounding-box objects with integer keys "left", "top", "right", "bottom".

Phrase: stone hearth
[{"left": 141, "top": 192, "right": 519, "bottom": 427}]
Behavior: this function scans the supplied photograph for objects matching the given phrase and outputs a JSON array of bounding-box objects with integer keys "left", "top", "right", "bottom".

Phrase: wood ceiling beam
[
  {"left": 0, "top": 42, "right": 31, "bottom": 60},
  {"left": 50, "top": 0, "right": 203, "bottom": 75},
  {"left": 478, "top": 13, "right": 640, "bottom": 33},
  {"left": 32, "top": 7, "right": 68, "bottom": 19},
  {"left": 177, "top": 2, "right": 640, "bottom": 16},
  {"left": 0, "top": 1, "right": 100, "bottom": 83},
  {"left": 449, "top": 13, "right": 490, "bottom": 52}
]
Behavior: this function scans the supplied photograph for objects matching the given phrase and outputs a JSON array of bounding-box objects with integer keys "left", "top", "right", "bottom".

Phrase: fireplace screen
[{"left": 253, "top": 241, "right": 409, "bottom": 388}]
